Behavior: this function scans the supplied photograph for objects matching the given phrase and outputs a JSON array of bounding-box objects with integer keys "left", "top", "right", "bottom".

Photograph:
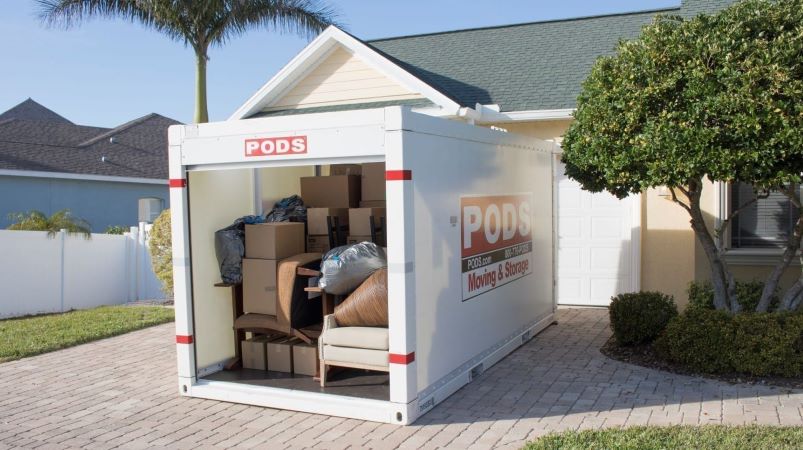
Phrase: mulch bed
[{"left": 600, "top": 336, "right": 803, "bottom": 390}]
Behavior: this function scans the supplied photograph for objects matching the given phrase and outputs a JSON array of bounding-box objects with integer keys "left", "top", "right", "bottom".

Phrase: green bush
[
  {"left": 655, "top": 308, "right": 803, "bottom": 377},
  {"left": 105, "top": 225, "right": 126, "bottom": 235},
  {"left": 148, "top": 209, "right": 172, "bottom": 297},
  {"left": 609, "top": 291, "right": 677, "bottom": 346},
  {"left": 687, "top": 280, "right": 779, "bottom": 312}
]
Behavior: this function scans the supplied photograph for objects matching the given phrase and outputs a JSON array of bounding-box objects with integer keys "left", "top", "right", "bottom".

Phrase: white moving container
[{"left": 169, "top": 106, "right": 555, "bottom": 425}]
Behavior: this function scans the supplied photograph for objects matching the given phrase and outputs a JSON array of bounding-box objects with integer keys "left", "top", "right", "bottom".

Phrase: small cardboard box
[
  {"left": 361, "top": 162, "right": 386, "bottom": 201},
  {"left": 307, "top": 234, "right": 332, "bottom": 254},
  {"left": 329, "top": 164, "right": 361, "bottom": 176},
  {"left": 292, "top": 342, "right": 319, "bottom": 376},
  {"left": 306, "top": 208, "right": 349, "bottom": 236},
  {"left": 300, "top": 175, "right": 360, "bottom": 208},
  {"left": 242, "top": 258, "right": 277, "bottom": 315},
  {"left": 267, "top": 337, "right": 299, "bottom": 373},
  {"left": 359, "top": 200, "right": 386, "bottom": 208},
  {"left": 245, "top": 223, "right": 305, "bottom": 260},
  {"left": 241, "top": 335, "right": 270, "bottom": 370},
  {"left": 347, "top": 234, "right": 384, "bottom": 246},
  {"left": 348, "top": 207, "right": 387, "bottom": 236}
]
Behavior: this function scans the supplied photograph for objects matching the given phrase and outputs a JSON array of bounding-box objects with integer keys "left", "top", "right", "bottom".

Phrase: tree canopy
[{"left": 562, "top": 0, "right": 803, "bottom": 312}]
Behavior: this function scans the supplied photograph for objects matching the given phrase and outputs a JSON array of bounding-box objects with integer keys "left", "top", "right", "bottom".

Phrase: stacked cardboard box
[
  {"left": 360, "top": 162, "right": 386, "bottom": 208},
  {"left": 242, "top": 223, "right": 306, "bottom": 316},
  {"left": 306, "top": 207, "right": 349, "bottom": 254},
  {"left": 348, "top": 207, "right": 386, "bottom": 245}
]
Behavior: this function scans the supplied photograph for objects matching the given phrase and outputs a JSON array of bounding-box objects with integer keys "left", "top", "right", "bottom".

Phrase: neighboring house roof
[
  {"left": 0, "top": 98, "right": 73, "bottom": 124},
  {"left": 0, "top": 100, "right": 180, "bottom": 180},
  {"left": 367, "top": 0, "right": 736, "bottom": 112}
]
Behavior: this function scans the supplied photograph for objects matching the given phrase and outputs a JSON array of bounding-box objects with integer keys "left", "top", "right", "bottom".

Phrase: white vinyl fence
[{"left": 0, "top": 223, "right": 164, "bottom": 318}]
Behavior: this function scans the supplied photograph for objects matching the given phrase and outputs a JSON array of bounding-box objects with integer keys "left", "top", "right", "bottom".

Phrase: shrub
[
  {"left": 148, "top": 209, "right": 172, "bottom": 297},
  {"left": 731, "top": 313, "right": 803, "bottom": 377},
  {"left": 655, "top": 308, "right": 734, "bottom": 374},
  {"left": 655, "top": 309, "right": 803, "bottom": 377},
  {"left": 105, "top": 225, "right": 126, "bottom": 235},
  {"left": 609, "top": 292, "right": 678, "bottom": 346},
  {"left": 687, "top": 281, "right": 779, "bottom": 312}
]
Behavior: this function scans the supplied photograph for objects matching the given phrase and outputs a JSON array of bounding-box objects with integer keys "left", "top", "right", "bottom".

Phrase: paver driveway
[{"left": 1, "top": 308, "right": 801, "bottom": 449}]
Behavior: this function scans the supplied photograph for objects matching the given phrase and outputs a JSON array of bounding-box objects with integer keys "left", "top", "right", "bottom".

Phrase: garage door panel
[{"left": 556, "top": 159, "right": 635, "bottom": 306}]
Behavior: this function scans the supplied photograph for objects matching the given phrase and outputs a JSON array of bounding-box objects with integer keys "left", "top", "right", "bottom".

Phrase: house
[
  {"left": 229, "top": 0, "right": 759, "bottom": 308},
  {"left": 0, "top": 99, "right": 179, "bottom": 232}
]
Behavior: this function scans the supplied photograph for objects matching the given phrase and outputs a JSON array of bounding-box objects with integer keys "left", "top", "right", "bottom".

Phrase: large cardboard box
[
  {"left": 241, "top": 335, "right": 270, "bottom": 370},
  {"left": 361, "top": 162, "right": 386, "bottom": 201},
  {"left": 292, "top": 342, "right": 319, "bottom": 376},
  {"left": 267, "top": 337, "right": 299, "bottom": 373},
  {"left": 300, "top": 175, "right": 360, "bottom": 208},
  {"left": 359, "top": 200, "right": 386, "bottom": 208},
  {"left": 307, "top": 234, "right": 332, "bottom": 254},
  {"left": 243, "top": 258, "right": 278, "bottom": 315},
  {"left": 245, "top": 223, "right": 305, "bottom": 260},
  {"left": 329, "top": 164, "right": 361, "bottom": 176},
  {"left": 348, "top": 207, "right": 386, "bottom": 236},
  {"left": 306, "top": 208, "right": 349, "bottom": 236}
]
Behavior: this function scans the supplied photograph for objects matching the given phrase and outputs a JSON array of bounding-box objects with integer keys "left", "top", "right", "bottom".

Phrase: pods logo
[
  {"left": 245, "top": 136, "right": 307, "bottom": 157},
  {"left": 460, "top": 194, "right": 533, "bottom": 301}
]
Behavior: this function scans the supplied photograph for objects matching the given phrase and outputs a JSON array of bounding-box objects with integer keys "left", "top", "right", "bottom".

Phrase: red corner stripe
[
  {"left": 386, "top": 170, "right": 412, "bottom": 181},
  {"left": 169, "top": 178, "right": 187, "bottom": 188},
  {"left": 176, "top": 335, "right": 194, "bottom": 344},
  {"left": 389, "top": 352, "right": 415, "bottom": 365}
]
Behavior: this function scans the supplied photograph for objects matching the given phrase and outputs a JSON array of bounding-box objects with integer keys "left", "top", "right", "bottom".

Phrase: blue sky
[{"left": 1, "top": 0, "right": 679, "bottom": 127}]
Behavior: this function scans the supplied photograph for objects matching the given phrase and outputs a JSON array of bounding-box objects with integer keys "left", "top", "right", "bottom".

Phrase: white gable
[{"left": 230, "top": 27, "right": 461, "bottom": 120}]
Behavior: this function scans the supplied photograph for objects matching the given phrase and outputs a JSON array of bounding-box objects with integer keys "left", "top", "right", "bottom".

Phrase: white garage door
[{"left": 555, "top": 158, "right": 638, "bottom": 306}]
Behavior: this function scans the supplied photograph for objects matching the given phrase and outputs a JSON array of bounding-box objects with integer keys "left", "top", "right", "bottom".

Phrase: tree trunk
[
  {"left": 194, "top": 52, "right": 209, "bottom": 124},
  {"left": 758, "top": 188, "right": 803, "bottom": 312},
  {"left": 675, "top": 179, "right": 734, "bottom": 312}
]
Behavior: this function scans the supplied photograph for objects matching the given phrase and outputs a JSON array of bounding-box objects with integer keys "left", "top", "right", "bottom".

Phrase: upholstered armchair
[{"left": 318, "top": 314, "right": 389, "bottom": 386}]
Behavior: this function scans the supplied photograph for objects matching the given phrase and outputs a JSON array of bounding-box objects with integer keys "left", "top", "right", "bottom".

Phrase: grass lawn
[
  {"left": 524, "top": 425, "right": 803, "bottom": 450},
  {"left": 0, "top": 305, "right": 174, "bottom": 363}
]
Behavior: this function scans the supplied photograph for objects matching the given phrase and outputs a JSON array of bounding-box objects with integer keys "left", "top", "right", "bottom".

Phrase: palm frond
[{"left": 7, "top": 209, "right": 92, "bottom": 239}]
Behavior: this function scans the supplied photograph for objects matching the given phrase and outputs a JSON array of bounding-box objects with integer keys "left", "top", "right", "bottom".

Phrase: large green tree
[
  {"left": 38, "top": 0, "right": 340, "bottom": 123},
  {"left": 562, "top": 0, "right": 803, "bottom": 313}
]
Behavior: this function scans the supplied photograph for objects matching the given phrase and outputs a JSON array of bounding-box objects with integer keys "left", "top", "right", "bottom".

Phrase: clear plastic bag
[{"left": 319, "top": 242, "right": 387, "bottom": 295}]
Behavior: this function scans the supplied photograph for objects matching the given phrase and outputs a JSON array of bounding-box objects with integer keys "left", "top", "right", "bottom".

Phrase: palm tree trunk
[{"left": 194, "top": 53, "right": 209, "bottom": 124}]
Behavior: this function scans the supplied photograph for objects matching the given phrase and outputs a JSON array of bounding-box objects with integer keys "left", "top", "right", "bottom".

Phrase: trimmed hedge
[
  {"left": 655, "top": 308, "right": 803, "bottom": 377},
  {"left": 687, "top": 280, "right": 778, "bottom": 312},
  {"left": 609, "top": 292, "right": 677, "bottom": 346}
]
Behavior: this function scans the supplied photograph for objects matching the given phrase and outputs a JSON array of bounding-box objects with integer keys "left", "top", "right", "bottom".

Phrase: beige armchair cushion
[
  {"left": 322, "top": 346, "right": 389, "bottom": 368},
  {"left": 323, "top": 327, "right": 388, "bottom": 350}
]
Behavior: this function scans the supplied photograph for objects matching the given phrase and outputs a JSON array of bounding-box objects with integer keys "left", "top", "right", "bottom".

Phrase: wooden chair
[{"left": 318, "top": 314, "right": 389, "bottom": 387}]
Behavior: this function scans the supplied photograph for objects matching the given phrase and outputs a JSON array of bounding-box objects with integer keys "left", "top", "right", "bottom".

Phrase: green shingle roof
[{"left": 368, "top": 0, "right": 735, "bottom": 113}]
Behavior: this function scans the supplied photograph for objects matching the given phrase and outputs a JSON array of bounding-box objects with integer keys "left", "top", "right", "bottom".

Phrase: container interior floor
[{"left": 202, "top": 368, "right": 390, "bottom": 401}]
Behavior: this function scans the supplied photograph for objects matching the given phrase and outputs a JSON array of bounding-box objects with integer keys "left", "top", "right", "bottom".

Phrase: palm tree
[
  {"left": 38, "top": 0, "right": 340, "bottom": 123},
  {"left": 7, "top": 209, "right": 92, "bottom": 238}
]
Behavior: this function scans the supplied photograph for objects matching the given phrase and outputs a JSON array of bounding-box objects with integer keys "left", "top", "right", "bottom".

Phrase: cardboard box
[
  {"left": 241, "top": 335, "right": 269, "bottom": 370},
  {"left": 245, "top": 223, "right": 305, "bottom": 260},
  {"left": 267, "top": 337, "right": 299, "bottom": 373},
  {"left": 347, "top": 234, "right": 384, "bottom": 246},
  {"left": 348, "top": 207, "right": 386, "bottom": 236},
  {"left": 307, "top": 234, "right": 332, "bottom": 254},
  {"left": 306, "top": 208, "right": 349, "bottom": 236},
  {"left": 243, "top": 258, "right": 277, "bottom": 315},
  {"left": 361, "top": 162, "right": 386, "bottom": 201},
  {"left": 292, "top": 342, "right": 319, "bottom": 376},
  {"left": 329, "top": 164, "right": 361, "bottom": 176},
  {"left": 300, "top": 175, "right": 360, "bottom": 208},
  {"left": 359, "top": 200, "right": 386, "bottom": 208}
]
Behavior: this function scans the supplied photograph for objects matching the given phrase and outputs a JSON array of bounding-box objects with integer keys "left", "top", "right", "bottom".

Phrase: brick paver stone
[{"left": 0, "top": 308, "right": 801, "bottom": 449}]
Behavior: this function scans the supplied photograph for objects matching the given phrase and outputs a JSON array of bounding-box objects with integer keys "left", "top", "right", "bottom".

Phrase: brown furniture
[{"left": 234, "top": 253, "right": 324, "bottom": 344}]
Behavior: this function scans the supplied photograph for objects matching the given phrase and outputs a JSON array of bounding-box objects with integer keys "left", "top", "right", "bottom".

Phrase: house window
[{"left": 730, "top": 182, "right": 799, "bottom": 249}]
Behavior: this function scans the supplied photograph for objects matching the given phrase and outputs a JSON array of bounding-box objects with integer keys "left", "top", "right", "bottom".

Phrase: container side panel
[
  {"left": 189, "top": 169, "right": 254, "bottom": 369},
  {"left": 404, "top": 131, "right": 553, "bottom": 392}
]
